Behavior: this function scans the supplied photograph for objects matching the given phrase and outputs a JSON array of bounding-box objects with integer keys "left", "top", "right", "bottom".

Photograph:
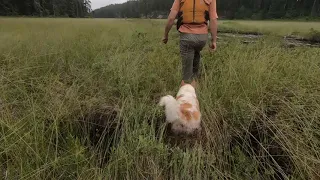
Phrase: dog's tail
[{"left": 159, "top": 95, "right": 179, "bottom": 123}]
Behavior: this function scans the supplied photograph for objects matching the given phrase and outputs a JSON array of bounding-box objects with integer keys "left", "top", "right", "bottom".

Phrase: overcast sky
[{"left": 91, "top": 0, "right": 127, "bottom": 10}]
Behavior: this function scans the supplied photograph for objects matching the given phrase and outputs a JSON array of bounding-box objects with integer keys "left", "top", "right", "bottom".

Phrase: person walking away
[{"left": 162, "top": 0, "right": 218, "bottom": 87}]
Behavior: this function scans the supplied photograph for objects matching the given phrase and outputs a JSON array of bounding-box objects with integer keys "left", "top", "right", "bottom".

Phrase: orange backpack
[{"left": 177, "top": 0, "right": 210, "bottom": 30}]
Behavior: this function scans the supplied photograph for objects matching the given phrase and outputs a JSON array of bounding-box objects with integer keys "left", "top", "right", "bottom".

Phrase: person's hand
[
  {"left": 162, "top": 35, "right": 168, "bottom": 44},
  {"left": 210, "top": 41, "right": 217, "bottom": 51}
]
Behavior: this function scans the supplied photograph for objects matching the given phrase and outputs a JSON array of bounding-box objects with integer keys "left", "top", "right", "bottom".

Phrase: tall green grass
[{"left": 0, "top": 18, "right": 320, "bottom": 179}]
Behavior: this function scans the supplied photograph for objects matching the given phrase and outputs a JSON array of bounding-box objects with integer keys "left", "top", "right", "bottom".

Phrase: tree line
[
  {"left": 0, "top": 0, "right": 92, "bottom": 17},
  {"left": 93, "top": 0, "right": 320, "bottom": 19}
]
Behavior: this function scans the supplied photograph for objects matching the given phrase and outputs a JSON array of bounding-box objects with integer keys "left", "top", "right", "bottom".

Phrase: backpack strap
[
  {"left": 176, "top": 0, "right": 185, "bottom": 31},
  {"left": 177, "top": 11, "right": 183, "bottom": 31}
]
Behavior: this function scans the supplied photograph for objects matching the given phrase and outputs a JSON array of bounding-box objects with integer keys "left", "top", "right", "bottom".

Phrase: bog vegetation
[{"left": 0, "top": 18, "right": 320, "bottom": 179}]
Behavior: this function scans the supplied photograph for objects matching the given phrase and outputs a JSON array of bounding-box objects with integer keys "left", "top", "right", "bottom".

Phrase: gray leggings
[{"left": 179, "top": 33, "right": 208, "bottom": 83}]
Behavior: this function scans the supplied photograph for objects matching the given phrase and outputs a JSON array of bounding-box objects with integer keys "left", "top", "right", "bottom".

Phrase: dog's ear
[
  {"left": 180, "top": 80, "right": 186, "bottom": 87},
  {"left": 191, "top": 80, "right": 196, "bottom": 88}
]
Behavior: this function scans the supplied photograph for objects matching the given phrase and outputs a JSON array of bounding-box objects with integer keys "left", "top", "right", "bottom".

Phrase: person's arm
[
  {"left": 209, "top": 0, "right": 218, "bottom": 50},
  {"left": 163, "top": 0, "right": 179, "bottom": 44},
  {"left": 209, "top": 19, "right": 218, "bottom": 50}
]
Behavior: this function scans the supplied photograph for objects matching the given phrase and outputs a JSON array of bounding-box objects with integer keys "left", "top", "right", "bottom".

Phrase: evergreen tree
[{"left": 0, "top": 0, "right": 91, "bottom": 17}]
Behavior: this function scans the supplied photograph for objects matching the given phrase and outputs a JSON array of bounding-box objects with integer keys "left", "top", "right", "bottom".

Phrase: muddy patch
[
  {"left": 164, "top": 123, "right": 206, "bottom": 149},
  {"left": 218, "top": 33, "right": 263, "bottom": 45},
  {"left": 218, "top": 32, "right": 263, "bottom": 39},
  {"left": 150, "top": 114, "right": 207, "bottom": 149},
  {"left": 1, "top": 154, "right": 9, "bottom": 180},
  {"left": 216, "top": 30, "right": 263, "bottom": 45},
  {"left": 229, "top": 117, "right": 294, "bottom": 180},
  {"left": 284, "top": 35, "right": 320, "bottom": 48},
  {"left": 218, "top": 29, "right": 263, "bottom": 36},
  {"left": 75, "top": 107, "right": 121, "bottom": 166},
  {"left": 217, "top": 30, "right": 320, "bottom": 48}
]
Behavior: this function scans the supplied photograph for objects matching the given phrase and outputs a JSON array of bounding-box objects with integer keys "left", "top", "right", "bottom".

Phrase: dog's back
[{"left": 159, "top": 84, "right": 201, "bottom": 134}]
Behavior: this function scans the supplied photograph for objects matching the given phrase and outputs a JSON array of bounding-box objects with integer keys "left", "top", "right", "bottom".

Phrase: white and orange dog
[{"left": 159, "top": 82, "right": 201, "bottom": 134}]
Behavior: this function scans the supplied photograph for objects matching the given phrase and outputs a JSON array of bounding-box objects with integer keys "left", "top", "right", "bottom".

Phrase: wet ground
[{"left": 216, "top": 31, "right": 320, "bottom": 48}]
